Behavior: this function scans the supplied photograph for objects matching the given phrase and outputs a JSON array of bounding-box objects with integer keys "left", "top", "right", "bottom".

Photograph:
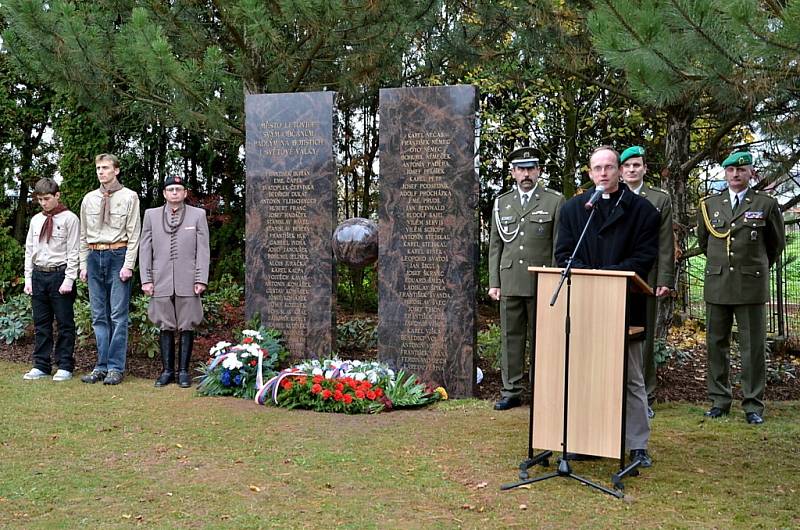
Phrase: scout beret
[
  {"left": 721, "top": 151, "right": 753, "bottom": 168},
  {"left": 508, "top": 146, "right": 540, "bottom": 168},
  {"left": 620, "top": 145, "right": 646, "bottom": 164},
  {"left": 162, "top": 175, "right": 188, "bottom": 189}
]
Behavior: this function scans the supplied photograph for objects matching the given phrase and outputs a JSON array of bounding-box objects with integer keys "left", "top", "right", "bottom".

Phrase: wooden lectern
[{"left": 529, "top": 267, "right": 652, "bottom": 460}]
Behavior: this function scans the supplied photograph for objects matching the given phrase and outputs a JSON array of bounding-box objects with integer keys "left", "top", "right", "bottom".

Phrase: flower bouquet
[
  {"left": 196, "top": 329, "right": 287, "bottom": 399},
  {"left": 258, "top": 357, "right": 447, "bottom": 414}
]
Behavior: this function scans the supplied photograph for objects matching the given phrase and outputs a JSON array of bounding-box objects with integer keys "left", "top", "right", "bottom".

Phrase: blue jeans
[{"left": 87, "top": 248, "right": 132, "bottom": 373}]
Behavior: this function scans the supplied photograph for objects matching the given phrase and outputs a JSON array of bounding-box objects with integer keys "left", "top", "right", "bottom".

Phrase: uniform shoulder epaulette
[
  {"left": 700, "top": 190, "right": 721, "bottom": 201},
  {"left": 497, "top": 188, "right": 516, "bottom": 199},
  {"left": 541, "top": 187, "right": 563, "bottom": 197},
  {"left": 649, "top": 185, "right": 669, "bottom": 195}
]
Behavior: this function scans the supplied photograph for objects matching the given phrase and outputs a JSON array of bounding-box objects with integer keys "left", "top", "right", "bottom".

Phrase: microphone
[{"left": 584, "top": 185, "right": 606, "bottom": 210}]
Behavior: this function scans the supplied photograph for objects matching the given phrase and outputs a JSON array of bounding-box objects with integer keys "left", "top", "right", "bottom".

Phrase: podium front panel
[{"left": 531, "top": 270, "right": 627, "bottom": 458}]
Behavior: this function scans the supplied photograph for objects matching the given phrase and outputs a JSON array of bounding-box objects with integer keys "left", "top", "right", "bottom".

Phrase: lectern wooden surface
[{"left": 530, "top": 268, "right": 630, "bottom": 459}]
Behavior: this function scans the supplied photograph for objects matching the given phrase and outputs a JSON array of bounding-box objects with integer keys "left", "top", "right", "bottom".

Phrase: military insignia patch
[
  {"left": 714, "top": 211, "right": 720, "bottom": 218},
  {"left": 745, "top": 211, "right": 765, "bottom": 220}
]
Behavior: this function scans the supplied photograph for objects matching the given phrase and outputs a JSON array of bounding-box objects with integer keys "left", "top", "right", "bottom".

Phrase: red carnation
[
  {"left": 355, "top": 390, "right": 366, "bottom": 399},
  {"left": 249, "top": 360, "right": 257, "bottom": 366},
  {"left": 343, "top": 394, "right": 353, "bottom": 404},
  {"left": 375, "top": 387, "right": 384, "bottom": 397},
  {"left": 298, "top": 376, "right": 308, "bottom": 386},
  {"left": 243, "top": 337, "right": 253, "bottom": 344},
  {"left": 347, "top": 379, "right": 358, "bottom": 390},
  {"left": 281, "top": 380, "right": 293, "bottom": 390},
  {"left": 335, "top": 382, "right": 344, "bottom": 392},
  {"left": 311, "top": 383, "right": 322, "bottom": 394},
  {"left": 312, "top": 375, "right": 324, "bottom": 384},
  {"left": 321, "top": 389, "right": 332, "bottom": 400},
  {"left": 366, "top": 390, "right": 377, "bottom": 400},
  {"left": 334, "top": 390, "right": 344, "bottom": 401}
]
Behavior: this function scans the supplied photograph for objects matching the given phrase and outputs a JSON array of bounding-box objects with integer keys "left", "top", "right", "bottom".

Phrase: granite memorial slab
[
  {"left": 378, "top": 85, "right": 478, "bottom": 398},
  {"left": 245, "top": 91, "right": 336, "bottom": 358}
]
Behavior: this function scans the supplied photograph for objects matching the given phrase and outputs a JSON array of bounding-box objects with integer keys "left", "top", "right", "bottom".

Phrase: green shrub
[
  {"left": 0, "top": 293, "right": 31, "bottom": 344},
  {"left": 0, "top": 209, "right": 24, "bottom": 299},
  {"left": 336, "top": 318, "right": 377, "bottom": 352},
  {"left": 477, "top": 323, "right": 502, "bottom": 369}
]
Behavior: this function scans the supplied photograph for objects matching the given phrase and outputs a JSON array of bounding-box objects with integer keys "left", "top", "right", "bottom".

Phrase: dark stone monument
[
  {"left": 378, "top": 85, "right": 478, "bottom": 398},
  {"left": 245, "top": 92, "right": 336, "bottom": 358}
]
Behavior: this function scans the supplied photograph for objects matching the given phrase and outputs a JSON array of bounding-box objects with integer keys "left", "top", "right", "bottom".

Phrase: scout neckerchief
[
  {"left": 162, "top": 203, "right": 186, "bottom": 235},
  {"left": 99, "top": 180, "right": 124, "bottom": 226},
  {"left": 39, "top": 204, "right": 69, "bottom": 243}
]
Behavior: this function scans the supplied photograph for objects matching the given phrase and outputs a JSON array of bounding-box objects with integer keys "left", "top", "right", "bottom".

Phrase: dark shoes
[
  {"left": 103, "top": 370, "right": 124, "bottom": 385},
  {"left": 745, "top": 412, "right": 764, "bottom": 425},
  {"left": 494, "top": 396, "right": 521, "bottom": 410},
  {"left": 647, "top": 406, "right": 655, "bottom": 419},
  {"left": 630, "top": 449, "right": 652, "bottom": 468},
  {"left": 81, "top": 370, "right": 107, "bottom": 384},
  {"left": 704, "top": 406, "right": 729, "bottom": 418}
]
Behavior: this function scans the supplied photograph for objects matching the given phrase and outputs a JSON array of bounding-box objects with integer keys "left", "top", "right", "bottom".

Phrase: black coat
[{"left": 555, "top": 184, "right": 660, "bottom": 326}]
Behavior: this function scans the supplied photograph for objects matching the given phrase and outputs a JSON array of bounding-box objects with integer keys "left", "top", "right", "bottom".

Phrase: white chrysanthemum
[
  {"left": 242, "top": 329, "right": 263, "bottom": 341},
  {"left": 351, "top": 360, "right": 362, "bottom": 367},
  {"left": 354, "top": 372, "right": 366, "bottom": 382},
  {"left": 311, "top": 367, "right": 323, "bottom": 376},
  {"left": 222, "top": 352, "right": 243, "bottom": 370},
  {"left": 210, "top": 341, "right": 231, "bottom": 357}
]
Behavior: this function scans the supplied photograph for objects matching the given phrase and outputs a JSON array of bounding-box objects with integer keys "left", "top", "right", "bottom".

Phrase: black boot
[
  {"left": 155, "top": 330, "right": 175, "bottom": 387},
  {"left": 178, "top": 330, "right": 194, "bottom": 388}
]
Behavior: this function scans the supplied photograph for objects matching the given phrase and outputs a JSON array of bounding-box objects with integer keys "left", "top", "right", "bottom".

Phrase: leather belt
[
  {"left": 88, "top": 241, "right": 128, "bottom": 250},
  {"left": 34, "top": 264, "right": 67, "bottom": 273}
]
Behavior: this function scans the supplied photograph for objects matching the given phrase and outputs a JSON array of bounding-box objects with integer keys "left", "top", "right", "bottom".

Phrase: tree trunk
[{"left": 660, "top": 104, "right": 694, "bottom": 333}]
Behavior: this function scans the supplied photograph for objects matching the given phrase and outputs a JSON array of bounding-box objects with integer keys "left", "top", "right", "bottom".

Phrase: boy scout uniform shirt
[
  {"left": 489, "top": 186, "right": 565, "bottom": 297},
  {"left": 697, "top": 188, "right": 785, "bottom": 305},
  {"left": 79, "top": 187, "right": 142, "bottom": 271},
  {"left": 24, "top": 210, "right": 81, "bottom": 288},
  {"left": 636, "top": 184, "right": 675, "bottom": 288}
]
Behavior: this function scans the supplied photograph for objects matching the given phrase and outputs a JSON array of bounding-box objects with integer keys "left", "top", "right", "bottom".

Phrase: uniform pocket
[
  {"left": 741, "top": 266, "right": 765, "bottom": 278},
  {"left": 705, "top": 265, "right": 722, "bottom": 276}
]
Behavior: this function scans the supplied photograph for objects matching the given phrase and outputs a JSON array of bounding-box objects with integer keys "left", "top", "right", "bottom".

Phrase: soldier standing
[
  {"left": 697, "top": 151, "right": 785, "bottom": 424},
  {"left": 620, "top": 146, "right": 675, "bottom": 418},
  {"left": 488, "top": 146, "right": 564, "bottom": 410}
]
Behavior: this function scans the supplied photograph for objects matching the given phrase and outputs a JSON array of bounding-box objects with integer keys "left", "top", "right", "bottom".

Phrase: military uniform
[
  {"left": 636, "top": 184, "right": 675, "bottom": 403},
  {"left": 489, "top": 184, "right": 564, "bottom": 399},
  {"left": 697, "top": 186, "right": 784, "bottom": 415}
]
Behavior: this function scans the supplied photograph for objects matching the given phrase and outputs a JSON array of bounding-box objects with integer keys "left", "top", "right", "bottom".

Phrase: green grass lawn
[{"left": 1, "top": 360, "right": 798, "bottom": 529}]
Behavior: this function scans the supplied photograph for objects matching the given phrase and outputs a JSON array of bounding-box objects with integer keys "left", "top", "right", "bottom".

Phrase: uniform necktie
[
  {"left": 732, "top": 195, "right": 739, "bottom": 212},
  {"left": 522, "top": 194, "right": 529, "bottom": 208}
]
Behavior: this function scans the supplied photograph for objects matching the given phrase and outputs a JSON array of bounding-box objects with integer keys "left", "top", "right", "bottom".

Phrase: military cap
[
  {"left": 508, "top": 146, "right": 540, "bottom": 168},
  {"left": 721, "top": 151, "right": 753, "bottom": 168},
  {"left": 620, "top": 145, "right": 646, "bottom": 164},
  {"left": 162, "top": 175, "right": 188, "bottom": 189}
]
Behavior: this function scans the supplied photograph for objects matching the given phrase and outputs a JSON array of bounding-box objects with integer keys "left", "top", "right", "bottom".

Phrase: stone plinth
[
  {"left": 245, "top": 92, "right": 336, "bottom": 358},
  {"left": 378, "top": 85, "right": 478, "bottom": 398}
]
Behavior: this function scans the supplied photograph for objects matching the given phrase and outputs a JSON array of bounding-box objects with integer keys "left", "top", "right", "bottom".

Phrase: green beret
[
  {"left": 620, "top": 145, "right": 646, "bottom": 164},
  {"left": 721, "top": 151, "right": 753, "bottom": 168},
  {"left": 508, "top": 146, "right": 540, "bottom": 168}
]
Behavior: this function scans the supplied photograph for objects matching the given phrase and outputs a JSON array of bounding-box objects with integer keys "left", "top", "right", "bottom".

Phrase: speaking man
[{"left": 555, "top": 146, "right": 660, "bottom": 467}]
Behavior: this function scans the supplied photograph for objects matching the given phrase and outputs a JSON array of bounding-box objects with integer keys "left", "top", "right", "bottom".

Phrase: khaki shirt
[
  {"left": 24, "top": 210, "right": 80, "bottom": 287},
  {"left": 79, "top": 187, "right": 141, "bottom": 271}
]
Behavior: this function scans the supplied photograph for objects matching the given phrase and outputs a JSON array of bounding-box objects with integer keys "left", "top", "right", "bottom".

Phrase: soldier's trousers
[
  {"left": 500, "top": 295, "right": 534, "bottom": 398},
  {"left": 705, "top": 302, "right": 766, "bottom": 415}
]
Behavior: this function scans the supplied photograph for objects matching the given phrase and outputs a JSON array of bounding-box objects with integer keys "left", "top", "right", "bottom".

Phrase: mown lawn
[{"left": 0, "top": 360, "right": 798, "bottom": 529}]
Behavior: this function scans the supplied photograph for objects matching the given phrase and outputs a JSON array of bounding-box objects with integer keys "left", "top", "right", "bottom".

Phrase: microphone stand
[{"left": 501, "top": 201, "right": 626, "bottom": 498}]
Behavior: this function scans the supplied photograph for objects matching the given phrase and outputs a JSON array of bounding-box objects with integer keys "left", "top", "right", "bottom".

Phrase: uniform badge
[
  {"left": 751, "top": 230, "right": 758, "bottom": 241},
  {"left": 713, "top": 211, "right": 719, "bottom": 218},
  {"left": 500, "top": 216, "right": 515, "bottom": 222},
  {"left": 745, "top": 211, "right": 765, "bottom": 220},
  {"left": 532, "top": 210, "right": 549, "bottom": 215}
]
